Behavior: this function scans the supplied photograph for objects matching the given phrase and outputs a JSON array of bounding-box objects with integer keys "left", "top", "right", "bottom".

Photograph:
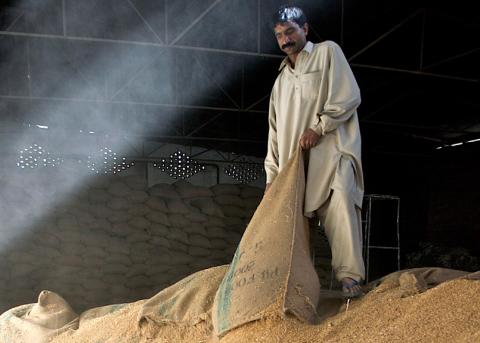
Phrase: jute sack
[
  {"left": 138, "top": 265, "right": 229, "bottom": 327},
  {"left": 212, "top": 148, "right": 320, "bottom": 337},
  {"left": 0, "top": 290, "right": 78, "bottom": 343},
  {"left": 366, "top": 267, "right": 480, "bottom": 292}
]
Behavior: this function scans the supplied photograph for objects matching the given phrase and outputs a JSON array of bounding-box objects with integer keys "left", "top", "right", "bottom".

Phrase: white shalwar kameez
[{"left": 265, "top": 40, "right": 365, "bottom": 281}]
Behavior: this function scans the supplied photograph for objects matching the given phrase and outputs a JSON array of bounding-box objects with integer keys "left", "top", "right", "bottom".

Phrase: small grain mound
[
  {"left": 140, "top": 321, "right": 212, "bottom": 343},
  {"left": 220, "top": 279, "right": 480, "bottom": 343}
]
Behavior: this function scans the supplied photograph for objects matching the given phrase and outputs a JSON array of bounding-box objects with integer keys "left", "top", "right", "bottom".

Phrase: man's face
[{"left": 274, "top": 21, "right": 308, "bottom": 56}]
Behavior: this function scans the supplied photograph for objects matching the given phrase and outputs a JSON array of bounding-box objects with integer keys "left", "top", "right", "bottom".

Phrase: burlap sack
[
  {"left": 173, "top": 180, "right": 214, "bottom": 198},
  {"left": 212, "top": 148, "right": 320, "bottom": 337},
  {"left": 366, "top": 267, "right": 480, "bottom": 292},
  {"left": 0, "top": 290, "right": 78, "bottom": 343},
  {"left": 138, "top": 265, "right": 229, "bottom": 328}
]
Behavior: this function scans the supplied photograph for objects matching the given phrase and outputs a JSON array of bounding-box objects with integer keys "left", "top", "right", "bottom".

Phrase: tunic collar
[{"left": 279, "top": 41, "right": 314, "bottom": 71}]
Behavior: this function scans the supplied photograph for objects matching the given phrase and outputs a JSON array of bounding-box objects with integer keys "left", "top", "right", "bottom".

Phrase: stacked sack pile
[{"left": 0, "top": 174, "right": 263, "bottom": 314}]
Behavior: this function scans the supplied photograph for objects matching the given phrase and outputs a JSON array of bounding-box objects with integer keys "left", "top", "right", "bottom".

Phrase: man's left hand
[{"left": 299, "top": 128, "right": 320, "bottom": 150}]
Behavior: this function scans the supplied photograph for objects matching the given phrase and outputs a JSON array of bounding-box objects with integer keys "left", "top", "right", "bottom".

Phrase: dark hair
[{"left": 272, "top": 5, "right": 307, "bottom": 28}]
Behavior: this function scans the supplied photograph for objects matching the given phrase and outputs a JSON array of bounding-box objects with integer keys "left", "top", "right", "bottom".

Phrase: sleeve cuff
[
  {"left": 265, "top": 173, "right": 277, "bottom": 184},
  {"left": 265, "top": 166, "right": 278, "bottom": 183},
  {"left": 310, "top": 119, "right": 325, "bottom": 136}
]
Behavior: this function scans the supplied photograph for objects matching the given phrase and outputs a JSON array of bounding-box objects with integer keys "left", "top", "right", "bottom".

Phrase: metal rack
[
  {"left": 362, "top": 194, "right": 401, "bottom": 283},
  {"left": 310, "top": 193, "right": 401, "bottom": 287}
]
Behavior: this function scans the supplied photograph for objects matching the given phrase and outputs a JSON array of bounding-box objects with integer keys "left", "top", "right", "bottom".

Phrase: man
[{"left": 264, "top": 5, "right": 365, "bottom": 297}]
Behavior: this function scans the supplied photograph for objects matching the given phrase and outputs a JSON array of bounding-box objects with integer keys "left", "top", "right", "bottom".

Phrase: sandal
[{"left": 342, "top": 278, "right": 364, "bottom": 299}]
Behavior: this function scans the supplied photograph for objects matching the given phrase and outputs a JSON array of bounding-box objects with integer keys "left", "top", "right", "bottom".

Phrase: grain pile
[
  {"left": 221, "top": 275, "right": 480, "bottom": 343},
  {"left": 46, "top": 272, "right": 480, "bottom": 343}
]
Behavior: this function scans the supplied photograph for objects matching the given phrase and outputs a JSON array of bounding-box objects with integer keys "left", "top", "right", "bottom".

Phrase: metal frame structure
[
  {"left": 362, "top": 194, "right": 401, "bottom": 283},
  {"left": 3, "top": 137, "right": 265, "bottom": 180},
  {"left": 310, "top": 193, "right": 401, "bottom": 288},
  {"left": 0, "top": 0, "right": 478, "bottom": 153}
]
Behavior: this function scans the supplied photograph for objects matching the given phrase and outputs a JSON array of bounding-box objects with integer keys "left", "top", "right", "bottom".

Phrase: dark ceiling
[{"left": 0, "top": 0, "right": 478, "bottom": 158}]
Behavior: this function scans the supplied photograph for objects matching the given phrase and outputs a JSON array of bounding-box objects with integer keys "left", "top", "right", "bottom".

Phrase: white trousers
[{"left": 316, "top": 157, "right": 365, "bottom": 282}]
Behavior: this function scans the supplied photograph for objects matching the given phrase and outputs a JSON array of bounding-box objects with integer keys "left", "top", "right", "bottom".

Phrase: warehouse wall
[
  {"left": 363, "top": 147, "right": 480, "bottom": 267},
  {"left": 425, "top": 150, "right": 480, "bottom": 256}
]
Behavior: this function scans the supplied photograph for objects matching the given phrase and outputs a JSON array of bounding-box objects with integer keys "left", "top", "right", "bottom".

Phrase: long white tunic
[{"left": 265, "top": 40, "right": 364, "bottom": 215}]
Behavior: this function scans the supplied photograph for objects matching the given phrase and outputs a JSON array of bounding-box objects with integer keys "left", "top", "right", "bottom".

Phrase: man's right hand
[
  {"left": 299, "top": 128, "right": 321, "bottom": 150},
  {"left": 264, "top": 183, "right": 272, "bottom": 195}
]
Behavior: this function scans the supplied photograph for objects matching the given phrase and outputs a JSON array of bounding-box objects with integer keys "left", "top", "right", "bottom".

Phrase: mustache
[{"left": 281, "top": 42, "right": 296, "bottom": 49}]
